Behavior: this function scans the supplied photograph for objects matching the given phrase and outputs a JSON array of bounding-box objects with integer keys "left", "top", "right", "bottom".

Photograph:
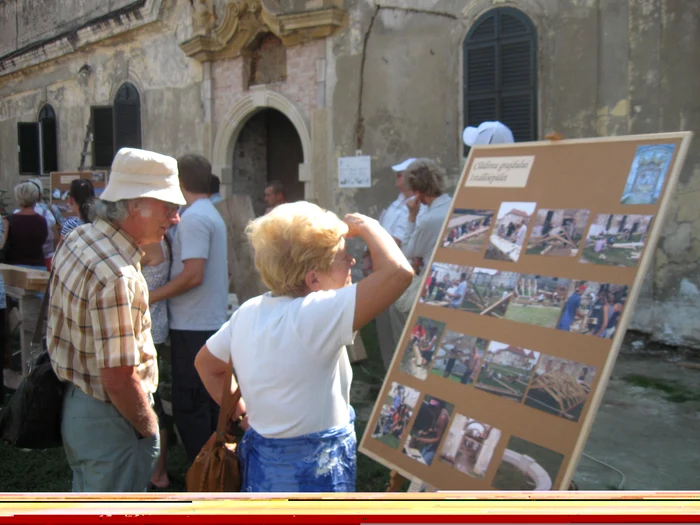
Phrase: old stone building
[{"left": 1, "top": 0, "right": 699, "bottom": 348}]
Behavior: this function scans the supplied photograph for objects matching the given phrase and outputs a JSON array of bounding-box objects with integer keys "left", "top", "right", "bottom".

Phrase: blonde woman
[{"left": 194, "top": 202, "right": 413, "bottom": 492}]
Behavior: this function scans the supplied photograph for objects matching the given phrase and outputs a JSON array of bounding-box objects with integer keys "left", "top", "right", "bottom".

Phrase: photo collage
[{"left": 368, "top": 143, "right": 677, "bottom": 491}]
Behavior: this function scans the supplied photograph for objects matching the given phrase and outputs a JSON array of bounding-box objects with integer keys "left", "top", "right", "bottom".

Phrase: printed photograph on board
[
  {"left": 524, "top": 355, "right": 598, "bottom": 422},
  {"left": 526, "top": 209, "right": 591, "bottom": 257},
  {"left": 485, "top": 202, "right": 537, "bottom": 262},
  {"left": 371, "top": 382, "right": 421, "bottom": 449},
  {"left": 430, "top": 331, "right": 488, "bottom": 385},
  {"left": 442, "top": 209, "right": 494, "bottom": 252},
  {"left": 438, "top": 414, "right": 502, "bottom": 479},
  {"left": 407, "top": 478, "right": 438, "bottom": 492},
  {"left": 492, "top": 436, "right": 564, "bottom": 490},
  {"left": 621, "top": 144, "right": 675, "bottom": 205},
  {"left": 580, "top": 214, "right": 653, "bottom": 267},
  {"left": 398, "top": 317, "right": 446, "bottom": 380},
  {"left": 461, "top": 268, "right": 519, "bottom": 318},
  {"left": 504, "top": 275, "right": 570, "bottom": 329},
  {"left": 404, "top": 396, "right": 455, "bottom": 466},
  {"left": 556, "top": 281, "right": 629, "bottom": 338},
  {"left": 420, "top": 263, "right": 473, "bottom": 308},
  {"left": 475, "top": 341, "right": 540, "bottom": 403}
]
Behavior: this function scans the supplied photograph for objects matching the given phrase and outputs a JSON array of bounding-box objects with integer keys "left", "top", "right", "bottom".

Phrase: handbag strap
[{"left": 215, "top": 358, "right": 241, "bottom": 443}]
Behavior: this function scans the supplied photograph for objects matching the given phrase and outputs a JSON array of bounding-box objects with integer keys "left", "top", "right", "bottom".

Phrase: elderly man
[
  {"left": 47, "top": 148, "right": 184, "bottom": 492},
  {"left": 388, "top": 159, "right": 453, "bottom": 357}
]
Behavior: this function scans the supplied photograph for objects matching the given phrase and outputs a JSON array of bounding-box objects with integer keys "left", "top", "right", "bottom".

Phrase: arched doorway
[{"left": 232, "top": 108, "right": 304, "bottom": 216}]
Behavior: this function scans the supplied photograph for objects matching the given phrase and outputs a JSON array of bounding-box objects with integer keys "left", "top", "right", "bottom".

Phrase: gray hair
[
  {"left": 90, "top": 199, "right": 131, "bottom": 222},
  {"left": 403, "top": 158, "right": 447, "bottom": 197},
  {"left": 15, "top": 181, "right": 40, "bottom": 208}
]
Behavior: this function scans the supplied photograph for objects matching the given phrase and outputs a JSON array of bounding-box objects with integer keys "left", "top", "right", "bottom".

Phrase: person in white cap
[
  {"left": 462, "top": 121, "right": 515, "bottom": 147},
  {"left": 364, "top": 158, "right": 426, "bottom": 371},
  {"left": 47, "top": 147, "right": 185, "bottom": 492}
]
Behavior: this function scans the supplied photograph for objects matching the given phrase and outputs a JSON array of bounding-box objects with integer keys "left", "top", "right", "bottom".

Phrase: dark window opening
[
  {"left": 17, "top": 103, "right": 59, "bottom": 175},
  {"left": 463, "top": 7, "right": 538, "bottom": 155},
  {"left": 114, "top": 82, "right": 142, "bottom": 151},
  {"left": 92, "top": 106, "right": 115, "bottom": 169},
  {"left": 39, "top": 104, "right": 58, "bottom": 173},
  {"left": 18, "top": 122, "right": 40, "bottom": 175},
  {"left": 91, "top": 82, "right": 142, "bottom": 168}
]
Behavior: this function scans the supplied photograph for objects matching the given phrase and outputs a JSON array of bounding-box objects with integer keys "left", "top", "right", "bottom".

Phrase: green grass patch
[
  {"left": 623, "top": 374, "right": 700, "bottom": 403},
  {"left": 581, "top": 245, "right": 639, "bottom": 267},
  {"left": 504, "top": 303, "right": 562, "bottom": 328}
]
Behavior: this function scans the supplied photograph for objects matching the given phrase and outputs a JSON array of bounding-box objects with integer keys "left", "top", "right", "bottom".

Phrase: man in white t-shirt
[
  {"left": 447, "top": 273, "right": 468, "bottom": 309},
  {"left": 149, "top": 154, "right": 229, "bottom": 462},
  {"left": 371, "top": 158, "right": 427, "bottom": 370}
]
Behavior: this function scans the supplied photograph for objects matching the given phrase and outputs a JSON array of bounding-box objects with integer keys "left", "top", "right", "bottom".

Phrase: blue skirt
[{"left": 238, "top": 406, "right": 356, "bottom": 492}]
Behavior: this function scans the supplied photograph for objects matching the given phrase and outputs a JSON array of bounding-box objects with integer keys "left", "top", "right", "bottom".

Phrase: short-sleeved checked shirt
[{"left": 47, "top": 219, "right": 158, "bottom": 402}]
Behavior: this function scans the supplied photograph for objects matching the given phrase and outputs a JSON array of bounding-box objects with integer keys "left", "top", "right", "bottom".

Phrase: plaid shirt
[{"left": 47, "top": 219, "right": 158, "bottom": 402}]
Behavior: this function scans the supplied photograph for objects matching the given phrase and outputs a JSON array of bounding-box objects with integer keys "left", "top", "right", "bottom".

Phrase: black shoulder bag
[{"left": 0, "top": 269, "right": 64, "bottom": 449}]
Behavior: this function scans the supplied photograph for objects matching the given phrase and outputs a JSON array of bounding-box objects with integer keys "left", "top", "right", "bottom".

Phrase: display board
[
  {"left": 359, "top": 132, "right": 692, "bottom": 491},
  {"left": 49, "top": 171, "right": 108, "bottom": 217}
]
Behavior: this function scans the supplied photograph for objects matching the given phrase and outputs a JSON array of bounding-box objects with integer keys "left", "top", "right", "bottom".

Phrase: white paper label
[
  {"left": 465, "top": 156, "right": 535, "bottom": 188},
  {"left": 60, "top": 175, "right": 80, "bottom": 184},
  {"left": 338, "top": 155, "right": 371, "bottom": 188}
]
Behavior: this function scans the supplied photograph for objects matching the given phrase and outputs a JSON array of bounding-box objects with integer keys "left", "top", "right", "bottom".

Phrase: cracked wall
[
  {"left": 326, "top": 0, "right": 700, "bottom": 350},
  {"left": 2, "top": 0, "right": 700, "bottom": 350}
]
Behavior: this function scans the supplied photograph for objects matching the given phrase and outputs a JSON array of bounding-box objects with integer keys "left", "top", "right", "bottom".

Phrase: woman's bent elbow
[{"left": 397, "top": 265, "right": 414, "bottom": 289}]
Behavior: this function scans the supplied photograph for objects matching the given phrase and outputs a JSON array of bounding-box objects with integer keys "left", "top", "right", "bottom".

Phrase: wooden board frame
[
  {"left": 359, "top": 132, "right": 693, "bottom": 491},
  {"left": 49, "top": 171, "right": 108, "bottom": 217}
]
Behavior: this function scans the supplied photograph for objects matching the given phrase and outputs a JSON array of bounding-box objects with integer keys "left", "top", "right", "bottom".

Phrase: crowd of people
[{"left": 0, "top": 120, "right": 514, "bottom": 493}]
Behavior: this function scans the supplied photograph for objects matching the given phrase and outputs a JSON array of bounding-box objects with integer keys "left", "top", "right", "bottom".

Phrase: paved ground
[
  {"left": 351, "top": 333, "right": 700, "bottom": 491},
  {"left": 573, "top": 353, "right": 700, "bottom": 490}
]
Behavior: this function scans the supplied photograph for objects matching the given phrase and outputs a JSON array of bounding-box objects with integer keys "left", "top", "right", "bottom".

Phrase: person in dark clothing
[
  {"left": 602, "top": 297, "right": 623, "bottom": 339},
  {"left": 2, "top": 182, "right": 49, "bottom": 268},
  {"left": 587, "top": 293, "right": 610, "bottom": 336}
]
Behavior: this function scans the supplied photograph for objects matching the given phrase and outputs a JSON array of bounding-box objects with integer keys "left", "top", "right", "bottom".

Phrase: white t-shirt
[{"left": 206, "top": 284, "right": 357, "bottom": 438}]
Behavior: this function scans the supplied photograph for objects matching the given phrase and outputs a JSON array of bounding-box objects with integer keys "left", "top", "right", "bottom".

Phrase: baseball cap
[
  {"left": 462, "top": 121, "right": 515, "bottom": 146},
  {"left": 391, "top": 158, "right": 417, "bottom": 172}
]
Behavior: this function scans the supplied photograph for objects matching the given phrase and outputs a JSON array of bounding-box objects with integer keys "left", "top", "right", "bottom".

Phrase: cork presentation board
[
  {"left": 49, "top": 171, "right": 108, "bottom": 217},
  {"left": 359, "top": 132, "right": 693, "bottom": 491}
]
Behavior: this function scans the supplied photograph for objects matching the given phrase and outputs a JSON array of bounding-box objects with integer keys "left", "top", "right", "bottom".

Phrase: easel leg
[{"left": 386, "top": 470, "right": 408, "bottom": 492}]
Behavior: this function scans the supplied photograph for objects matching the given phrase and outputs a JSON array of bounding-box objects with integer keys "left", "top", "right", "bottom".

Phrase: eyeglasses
[{"left": 163, "top": 203, "right": 180, "bottom": 218}]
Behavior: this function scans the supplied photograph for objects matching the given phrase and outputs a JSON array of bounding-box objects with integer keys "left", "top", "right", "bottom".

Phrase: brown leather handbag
[{"left": 186, "top": 361, "right": 243, "bottom": 492}]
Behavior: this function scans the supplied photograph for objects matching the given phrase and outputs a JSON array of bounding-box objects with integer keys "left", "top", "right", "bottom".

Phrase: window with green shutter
[
  {"left": 91, "top": 82, "right": 142, "bottom": 168},
  {"left": 17, "top": 104, "right": 59, "bottom": 175},
  {"left": 463, "top": 8, "right": 538, "bottom": 154}
]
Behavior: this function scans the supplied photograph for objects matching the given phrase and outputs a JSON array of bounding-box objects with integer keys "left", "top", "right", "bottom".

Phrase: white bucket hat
[
  {"left": 462, "top": 121, "right": 514, "bottom": 146},
  {"left": 391, "top": 158, "right": 417, "bottom": 172},
  {"left": 100, "top": 147, "right": 186, "bottom": 205}
]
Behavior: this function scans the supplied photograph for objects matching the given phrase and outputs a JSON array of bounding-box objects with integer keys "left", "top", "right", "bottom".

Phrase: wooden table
[{"left": 0, "top": 264, "right": 49, "bottom": 377}]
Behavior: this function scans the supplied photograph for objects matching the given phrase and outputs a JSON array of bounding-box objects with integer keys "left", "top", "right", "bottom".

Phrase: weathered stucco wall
[
  {"left": 0, "top": 1, "right": 203, "bottom": 195},
  {"left": 1, "top": 0, "right": 700, "bottom": 349},
  {"left": 326, "top": 0, "right": 700, "bottom": 349},
  {"left": 0, "top": 0, "right": 136, "bottom": 57}
]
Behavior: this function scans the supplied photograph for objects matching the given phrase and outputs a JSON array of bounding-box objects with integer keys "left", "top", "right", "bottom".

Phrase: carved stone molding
[{"left": 180, "top": 0, "right": 347, "bottom": 62}]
